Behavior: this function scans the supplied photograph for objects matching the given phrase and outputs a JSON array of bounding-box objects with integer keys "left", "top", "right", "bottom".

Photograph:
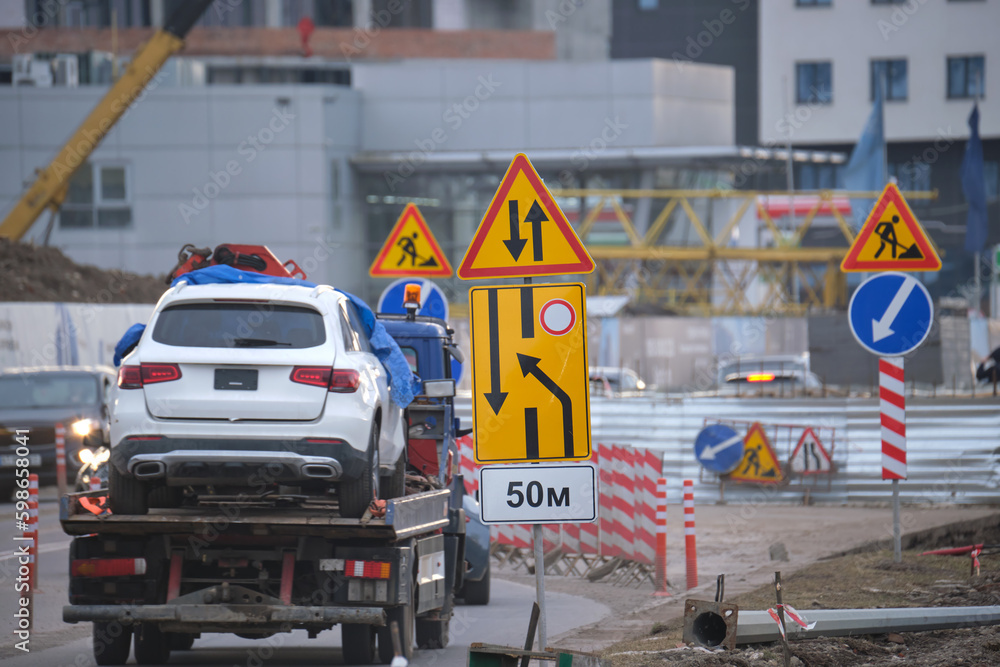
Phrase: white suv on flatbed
[{"left": 109, "top": 282, "right": 406, "bottom": 517}]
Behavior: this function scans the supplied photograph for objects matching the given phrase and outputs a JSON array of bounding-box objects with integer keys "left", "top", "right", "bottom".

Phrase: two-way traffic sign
[
  {"left": 470, "top": 283, "right": 590, "bottom": 463},
  {"left": 458, "top": 153, "right": 595, "bottom": 279},
  {"left": 694, "top": 424, "right": 744, "bottom": 475},
  {"left": 848, "top": 272, "right": 934, "bottom": 357}
]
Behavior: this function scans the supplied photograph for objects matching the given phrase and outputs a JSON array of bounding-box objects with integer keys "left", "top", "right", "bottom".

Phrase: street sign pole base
[{"left": 532, "top": 524, "right": 547, "bottom": 651}]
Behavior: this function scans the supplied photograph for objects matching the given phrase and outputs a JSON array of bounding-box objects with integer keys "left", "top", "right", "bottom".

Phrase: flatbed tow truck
[{"left": 60, "top": 245, "right": 478, "bottom": 665}]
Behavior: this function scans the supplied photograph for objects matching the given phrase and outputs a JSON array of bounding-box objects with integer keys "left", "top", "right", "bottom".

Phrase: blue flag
[
  {"left": 961, "top": 104, "right": 988, "bottom": 254},
  {"left": 842, "top": 78, "right": 886, "bottom": 228}
]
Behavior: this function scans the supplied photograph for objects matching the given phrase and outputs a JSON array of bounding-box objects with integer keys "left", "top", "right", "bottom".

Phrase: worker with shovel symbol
[
  {"left": 397, "top": 232, "right": 420, "bottom": 267},
  {"left": 874, "top": 215, "right": 901, "bottom": 259}
]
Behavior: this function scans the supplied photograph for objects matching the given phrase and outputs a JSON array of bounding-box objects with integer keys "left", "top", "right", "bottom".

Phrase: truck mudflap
[{"left": 63, "top": 604, "right": 384, "bottom": 627}]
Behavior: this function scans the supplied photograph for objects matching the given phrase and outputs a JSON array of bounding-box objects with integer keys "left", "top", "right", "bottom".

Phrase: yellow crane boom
[{"left": 0, "top": 0, "right": 215, "bottom": 240}]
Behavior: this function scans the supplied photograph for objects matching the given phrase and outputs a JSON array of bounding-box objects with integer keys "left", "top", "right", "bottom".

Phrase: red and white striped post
[
  {"left": 683, "top": 479, "right": 698, "bottom": 590},
  {"left": 654, "top": 477, "right": 669, "bottom": 596},
  {"left": 879, "top": 357, "right": 906, "bottom": 562},
  {"left": 54, "top": 422, "right": 67, "bottom": 496},
  {"left": 27, "top": 474, "right": 39, "bottom": 591}
]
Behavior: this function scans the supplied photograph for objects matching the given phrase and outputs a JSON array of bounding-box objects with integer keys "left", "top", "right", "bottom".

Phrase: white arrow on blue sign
[
  {"left": 848, "top": 272, "right": 934, "bottom": 357},
  {"left": 694, "top": 423, "right": 745, "bottom": 475}
]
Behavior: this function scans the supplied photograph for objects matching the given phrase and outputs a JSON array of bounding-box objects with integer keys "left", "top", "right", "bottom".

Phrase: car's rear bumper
[{"left": 110, "top": 437, "right": 367, "bottom": 486}]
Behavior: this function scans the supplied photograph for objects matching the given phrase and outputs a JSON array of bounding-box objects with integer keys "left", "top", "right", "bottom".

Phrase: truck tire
[
  {"left": 461, "top": 565, "right": 491, "bottom": 606},
  {"left": 133, "top": 623, "right": 170, "bottom": 665},
  {"left": 108, "top": 465, "right": 148, "bottom": 515},
  {"left": 92, "top": 622, "right": 131, "bottom": 666},
  {"left": 341, "top": 624, "right": 376, "bottom": 664},
  {"left": 380, "top": 452, "right": 406, "bottom": 501},
  {"left": 339, "top": 421, "right": 379, "bottom": 519},
  {"left": 415, "top": 615, "right": 450, "bottom": 650},
  {"left": 169, "top": 632, "right": 195, "bottom": 650},
  {"left": 377, "top": 600, "right": 414, "bottom": 663}
]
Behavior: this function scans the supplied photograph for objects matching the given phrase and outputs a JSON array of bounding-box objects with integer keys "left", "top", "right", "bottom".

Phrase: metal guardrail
[{"left": 455, "top": 395, "right": 1000, "bottom": 506}]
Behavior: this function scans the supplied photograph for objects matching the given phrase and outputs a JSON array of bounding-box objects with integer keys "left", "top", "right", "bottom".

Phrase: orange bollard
[
  {"left": 654, "top": 477, "right": 670, "bottom": 596},
  {"left": 54, "top": 423, "right": 67, "bottom": 496},
  {"left": 684, "top": 479, "right": 698, "bottom": 590}
]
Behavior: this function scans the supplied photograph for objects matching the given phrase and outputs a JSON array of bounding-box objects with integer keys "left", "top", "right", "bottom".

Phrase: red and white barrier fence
[
  {"left": 654, "top": 477, "right": 669, "bottom": 596},
  {"left": 27, "top": 474, "right": 39, "bottom": 590},
  {"left": 684, "top": 479, "right": 698, "bottom": 590}
]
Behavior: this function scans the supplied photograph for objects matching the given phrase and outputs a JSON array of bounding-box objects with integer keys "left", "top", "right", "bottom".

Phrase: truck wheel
[
  {"left": 415, "top": 615, "right": 450, "bottom": 650},
  {"left": 169, "top": 632, "right": 195, "bottom": 650},
  {"left": 134, "top": 623, "right": 170, "bottom": 665},
  {"left": 380, "top": 453, "right": 406, "bottom": 501},
  {"left": 461, "top": 565, "right": 491, "bottom": 606},
  {"left": 108, "top": 465, "right": 148, "bottom": 515},
  {"left": 377, "top": 600, "right": 414, "bottom": 663},
  {"left": 341, "top": 624, "right": 376, "bottom": 664},
  {"left": 339, "top": 422, "right": 379, "bottom": 519},
  {"left": 92, "top": 622, "right": 131, "bottom": 666}
]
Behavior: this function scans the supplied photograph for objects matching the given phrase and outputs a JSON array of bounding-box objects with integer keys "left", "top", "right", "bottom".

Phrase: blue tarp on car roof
[{"left": 115, "top": 266, "right": 419, "bottom": 408}]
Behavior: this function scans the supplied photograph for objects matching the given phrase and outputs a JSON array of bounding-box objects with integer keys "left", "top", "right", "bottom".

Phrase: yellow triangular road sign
[
  {"left": 841, "top": 183, "right": 941, "bottom": 272},
  {"left": 370, "top": 204, "right": 452, "bottom": 278}
]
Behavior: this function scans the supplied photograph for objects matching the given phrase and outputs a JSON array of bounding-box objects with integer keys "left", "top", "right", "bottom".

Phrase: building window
[
  {"left": 60, "top": 163, "right": 132, "bottom": 229},
  {"left": 796, "top": 62, "right": 832, "bottom": 104},
  {"left": 796, "top": 0, "right": 831, "bottom": 6},
  {"left": 948, "top": 56, "right": 985, "bottom": 99},
  {"left": 871, "top": 0, "right": 907, "bottom": 4},
  {"left": 889, "top": 162, "right": 931, "bottom": 193},
  {"left": 985, "top": 161, "right": 999, "bottom": 200},
  {"left": 638, "top": 0, "right": 659, "bottom": 9},
  {"left": 797, "top": 163, "right": 843, "bottom": 190},
  {"left": 871, "top": 59, "right": 908, "bottom": 101}
]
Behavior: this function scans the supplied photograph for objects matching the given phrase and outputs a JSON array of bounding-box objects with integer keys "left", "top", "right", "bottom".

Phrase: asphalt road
[{"left": 0, "top": 492, "right": 611, "bottom": 666}]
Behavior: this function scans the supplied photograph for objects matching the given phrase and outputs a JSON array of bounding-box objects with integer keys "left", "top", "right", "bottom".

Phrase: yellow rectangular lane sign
[{"left": 470, "top": 282, "right": 591, "bottom": 463}]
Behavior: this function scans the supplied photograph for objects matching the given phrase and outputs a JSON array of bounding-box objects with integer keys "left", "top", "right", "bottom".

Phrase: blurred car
[
  {"left": 458, "top": 493, "right": 491, "bottom": 605},
  {"left": 589, "top": 366, "right": 649, "bottom": 398},
  {"left": 0, "top": 366, "right": 115, "bottom": 501},
  {"left": 716, "top": 354, "right": 823, "bottom": 394}
]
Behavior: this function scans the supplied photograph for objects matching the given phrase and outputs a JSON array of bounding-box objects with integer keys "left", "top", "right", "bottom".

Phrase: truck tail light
[
  {"left": 118, "top": 364, "right": 182, "bottom": 389},
  {"left": 71, "top": 558, "right": 147, "bottom": 577},
  {"left": 344, "top": 560, "right": 391, "bottom": 579},
  {"left": 290, "top": 367, "right": 359, "bottom": 392}
]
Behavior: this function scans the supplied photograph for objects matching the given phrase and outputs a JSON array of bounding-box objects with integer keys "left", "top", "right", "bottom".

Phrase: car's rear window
[{"left": 151, "top": 303, "right": 326, "bottom": 348}]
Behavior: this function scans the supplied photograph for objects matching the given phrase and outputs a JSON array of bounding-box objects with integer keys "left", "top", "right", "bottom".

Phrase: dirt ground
[
  {"left": 494, "top": 505, "right": 1000, "bottom": 666},
  {"left": 0, "top": 238, "right": 166, "bottom": 302}
]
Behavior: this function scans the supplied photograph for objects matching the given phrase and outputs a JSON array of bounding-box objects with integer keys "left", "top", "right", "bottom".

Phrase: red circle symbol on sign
[{"left": 539, "top": 299, "right": 576, "bottom": 336}]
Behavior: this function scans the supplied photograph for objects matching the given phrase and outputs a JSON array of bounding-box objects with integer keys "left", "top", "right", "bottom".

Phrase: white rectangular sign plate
[{"left": 478, "top": 463, "right": 598, "bottom": 525}]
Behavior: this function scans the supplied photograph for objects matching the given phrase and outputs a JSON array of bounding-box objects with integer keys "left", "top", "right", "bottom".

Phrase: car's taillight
[
  {"left": 71, "top": 558, "right": 147, "bottom": 577},
  {"left": 290, "top": 367, "right": 359, "bottom": 392},
  {"left": 290, "top": 366, "right": 332, "bottom": 388},
  {"left": 118, "top": 364, "right": 181, "bottom": 389},
  {"left": 344, "top": 560, "right": 391, "bottom": 579},
  {"left": 141, "top": 363, "right": 182, "bottom": 384},
  {"left": 329, "top": 370, "right": 360, "bottom": 393},
  {"left": 118, "top": 365, "right": 143, "bottom": 389}
]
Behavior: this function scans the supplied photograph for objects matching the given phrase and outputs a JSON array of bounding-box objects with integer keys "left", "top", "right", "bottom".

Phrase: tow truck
[{"left": 61, "top": 245, "right": 488, "bottom": 665}]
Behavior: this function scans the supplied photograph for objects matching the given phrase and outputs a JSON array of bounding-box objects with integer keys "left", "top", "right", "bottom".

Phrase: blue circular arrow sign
[
  {"left": 694, "top": 424, "right": 745, "bottom": 474},
  {"left": 848, "top": 272, "right": 933, "bottom": 357}
]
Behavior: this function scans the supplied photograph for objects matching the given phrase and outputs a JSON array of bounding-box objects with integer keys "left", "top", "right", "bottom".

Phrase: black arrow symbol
[
  {"left": 524, "top": 200, "right": 548, "bottom": 262},
  {"left": 484, "top": 288, "right": 507, "bottom": 414},
  {"left": 503, "top": 200, "right": 527, "bottom": 261},
  {"left": 517, "top": 353, "right": 574, "bottom": 458}
]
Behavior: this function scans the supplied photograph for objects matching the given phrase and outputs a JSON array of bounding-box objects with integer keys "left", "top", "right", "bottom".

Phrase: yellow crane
[{"left": 0, "top": 0, "right": 215, "bottom": 240}]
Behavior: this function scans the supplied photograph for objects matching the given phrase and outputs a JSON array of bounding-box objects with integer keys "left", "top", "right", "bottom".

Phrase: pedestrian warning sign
[
  {"left": 789, "top": 427, "right": 832, "bottom": 475},
  {"left": 840, "top": 183, "right": 941, "bottom": 272},
  {"left": 728, "top": 422, "right": 784, "bottom": 484},
  {"left": 370, "top": 203, "right": 453, "bottom": 278},
  {"left": 457, "top": 153, "right": 595, "bottom": 280}
]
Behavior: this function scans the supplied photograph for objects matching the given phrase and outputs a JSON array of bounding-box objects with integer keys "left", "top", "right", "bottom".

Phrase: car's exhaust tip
[
  {"left": 301, "top": 463, "right": 339, "bottom": 480},
  {"left": 133, "top": 461, "right": 166, "bottom": 480}
]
